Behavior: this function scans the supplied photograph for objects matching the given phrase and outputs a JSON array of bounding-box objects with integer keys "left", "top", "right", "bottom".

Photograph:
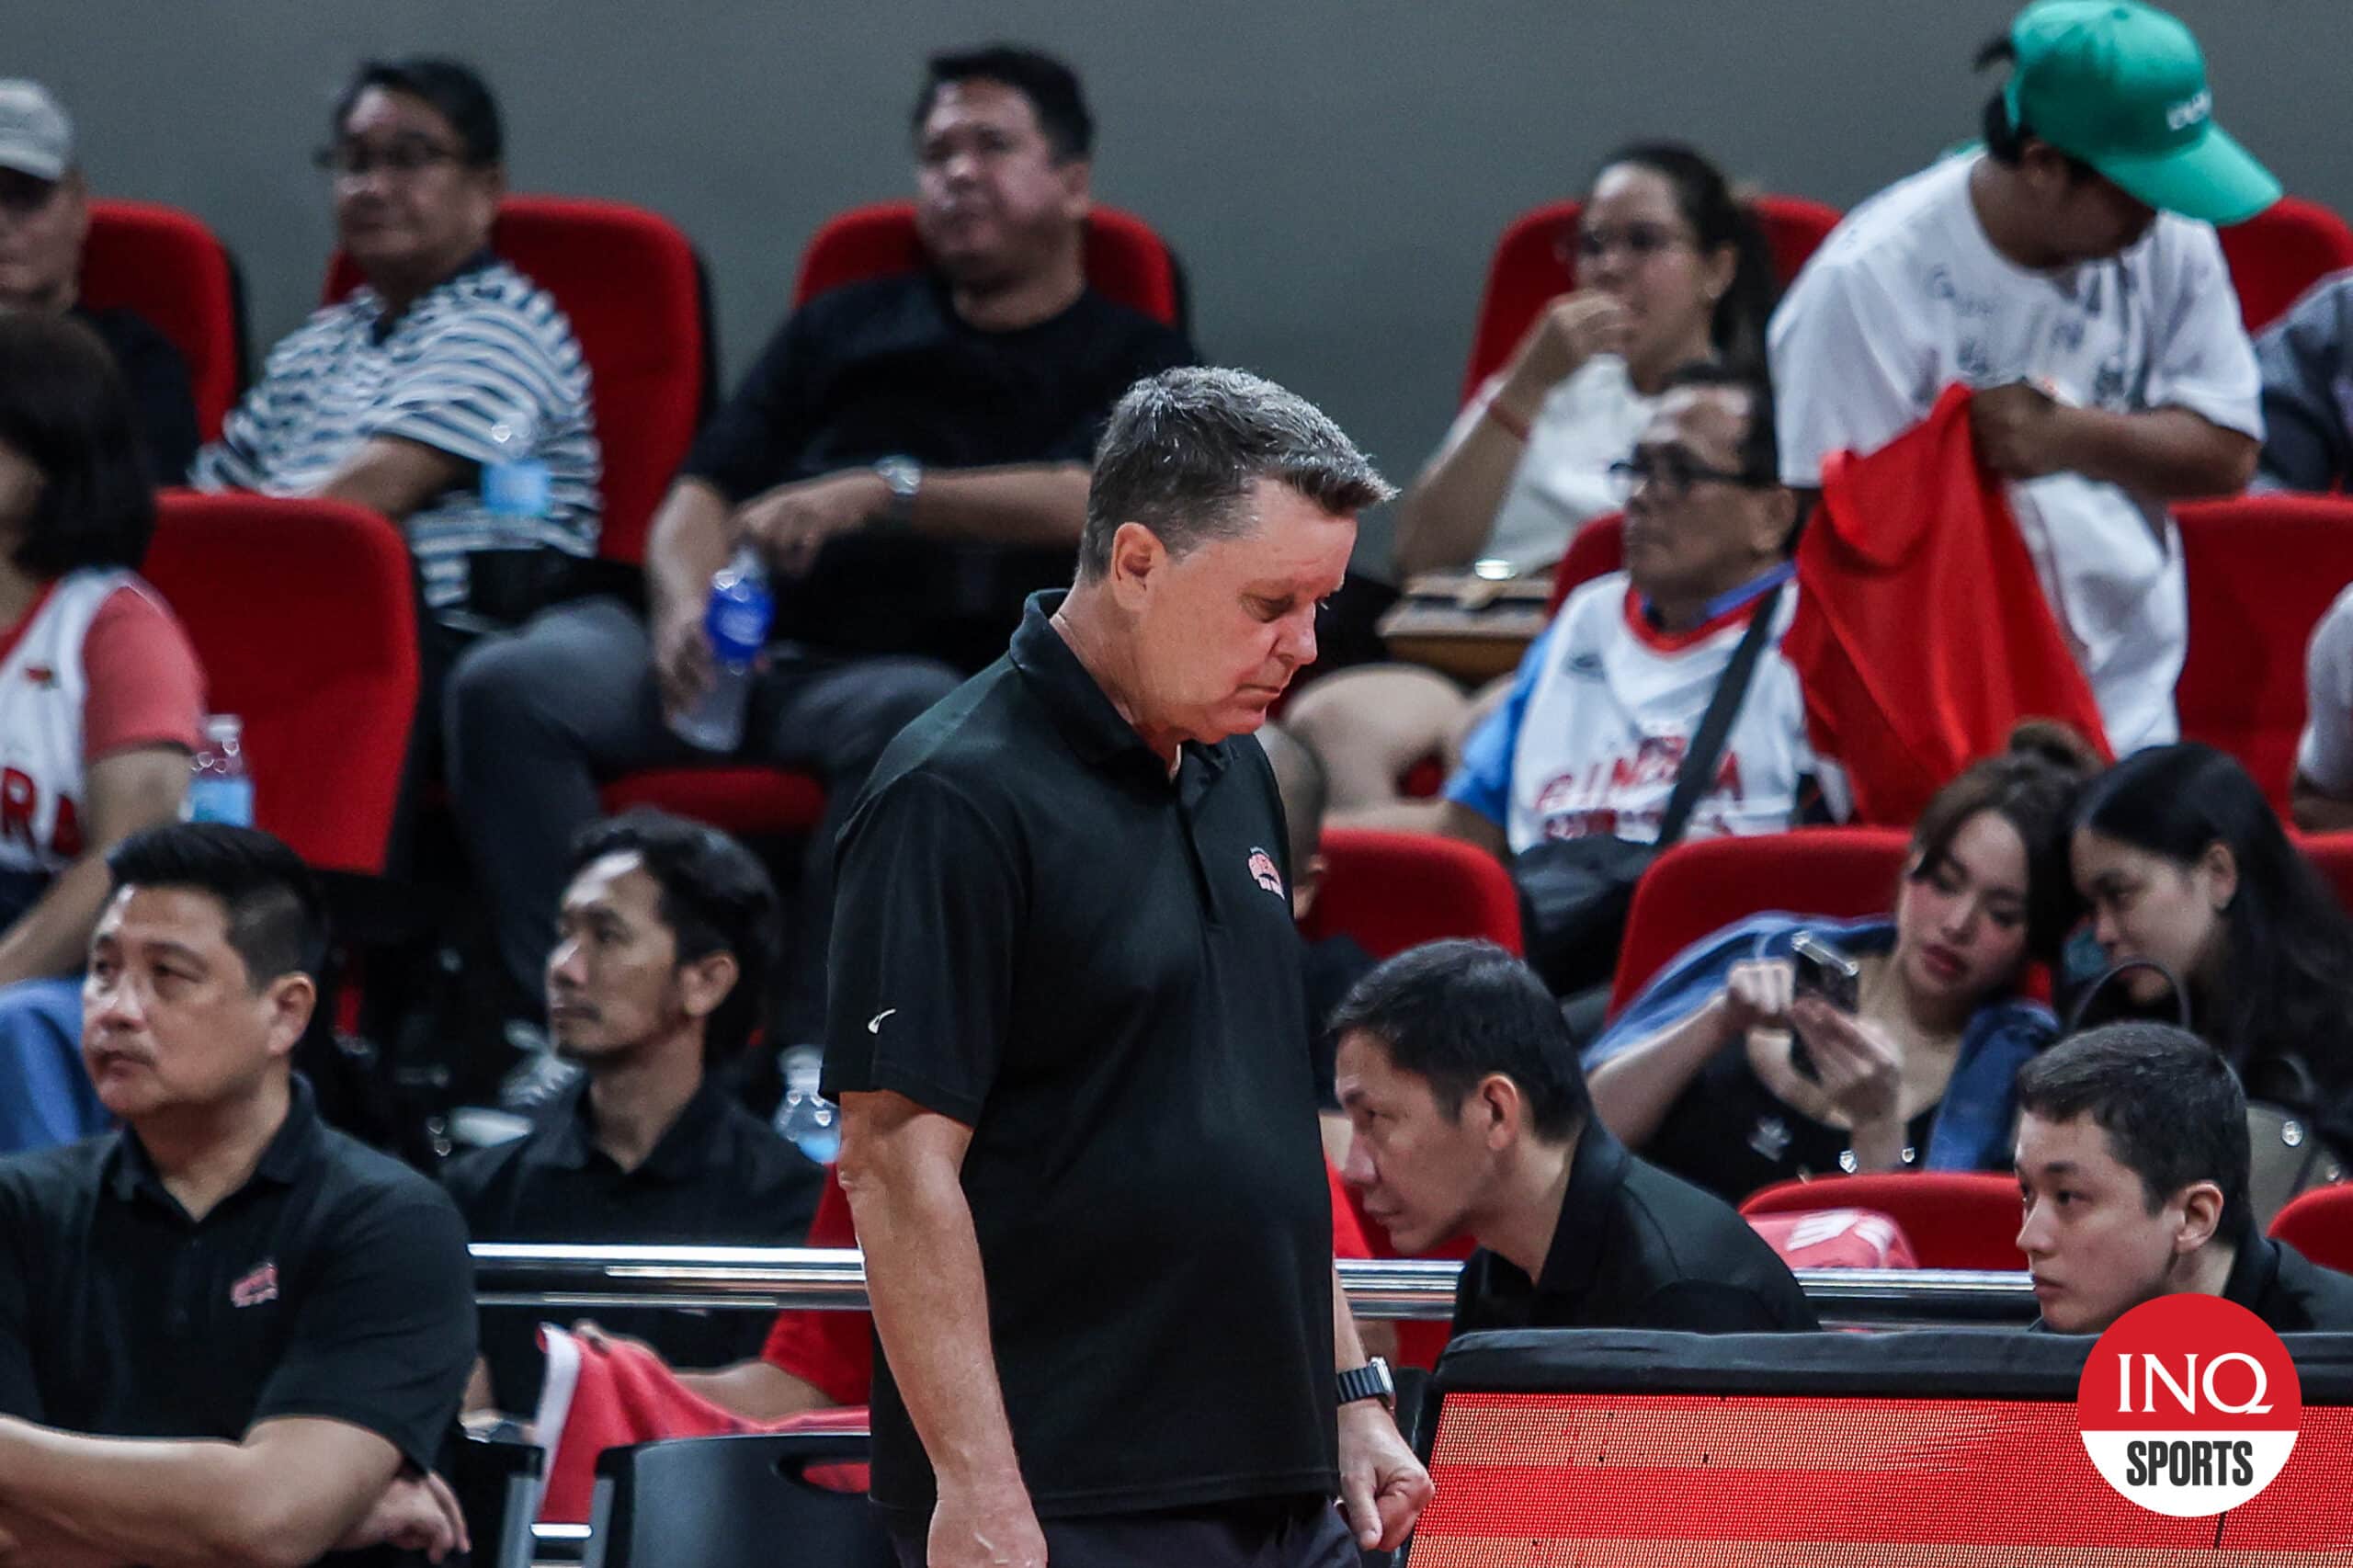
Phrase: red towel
[
  {"left": 531, "top": 1326, "right": 870, "bottom": 1525},
  {"left": 1787, "top": 382, "right": 2111, "bottom": 825}
]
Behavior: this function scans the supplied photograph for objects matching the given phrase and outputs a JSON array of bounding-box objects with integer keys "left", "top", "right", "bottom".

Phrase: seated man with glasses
[
  {"left": 191, "top": 56, "right": 598, "bottom": 708},
  {"left": 1434, "top": 361, "right": 1832, "bottom": 865},
  {"left": 0, "top": 80, "right": 200, "bottom": 480}
]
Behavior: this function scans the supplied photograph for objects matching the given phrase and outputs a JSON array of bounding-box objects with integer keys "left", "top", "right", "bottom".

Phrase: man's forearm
[
  {"left": 0, "top": 856, "right": 108, "bottom": 989},
  {"left": 676, "top": 1360, "right": 835, "bottom": 1422},
  {"left": 1332, "top": 1264, "right": 1370, "bottom": 1369},
  {"left": 2057, "top": 404, "right": 2258, "bottom": 498},
  {"left": 908, "top": 463, "right": 1091, "bottom": 549}
]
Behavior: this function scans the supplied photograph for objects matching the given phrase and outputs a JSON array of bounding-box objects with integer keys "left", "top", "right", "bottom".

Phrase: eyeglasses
[
  {"left": 1558, "top": 221, "right": 1695, "bottom": 267},
  {"left": 0, "top": 172, "right": 62, "bottom": 217},
  {"left": 312, "top": 139, "right": 468, "bottom": 179},
  {"left": 1608, "top": 449, "right": 1777, "bottom": 503}
]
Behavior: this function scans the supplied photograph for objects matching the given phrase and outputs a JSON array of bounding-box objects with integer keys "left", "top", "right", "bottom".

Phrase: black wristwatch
[{"left": 1336, "top": 1356, "right": 1395, "bottom": 1412}]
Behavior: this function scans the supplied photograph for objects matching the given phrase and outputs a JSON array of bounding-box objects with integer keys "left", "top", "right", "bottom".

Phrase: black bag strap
[{"left": 1656, "top": 584, "right": 1785, "bottom": 850}]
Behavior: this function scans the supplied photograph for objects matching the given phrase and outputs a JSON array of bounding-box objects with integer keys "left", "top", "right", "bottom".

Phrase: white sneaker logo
[{"left": 867, "top": 1007, "right": 898, "bottom": 1034}]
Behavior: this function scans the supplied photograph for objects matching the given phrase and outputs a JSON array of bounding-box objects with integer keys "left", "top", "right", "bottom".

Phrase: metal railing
[{"left": 472, "top": 1244, "right": 2040, "bottom": 1328}]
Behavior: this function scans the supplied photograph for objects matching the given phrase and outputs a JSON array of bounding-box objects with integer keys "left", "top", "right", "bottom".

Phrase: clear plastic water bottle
[
  {"left": 184, "top": 714, "right": 255, "bottom": 826},
  {"left": 670, "top": 545, "right": 772, "bottom": 753},
  {"left": 773, "top": 1045, "right": 840, "bottom": 1165}
]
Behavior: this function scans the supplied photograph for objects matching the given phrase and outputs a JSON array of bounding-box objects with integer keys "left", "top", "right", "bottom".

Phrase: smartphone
[{"left": 1787, "top": 932, "right": 1859, "bottom": 1085}]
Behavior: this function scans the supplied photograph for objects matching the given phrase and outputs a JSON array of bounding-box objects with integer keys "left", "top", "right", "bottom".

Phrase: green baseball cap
[{"left": 2004, "top": 0, "right": 2279, "bottom": 226}]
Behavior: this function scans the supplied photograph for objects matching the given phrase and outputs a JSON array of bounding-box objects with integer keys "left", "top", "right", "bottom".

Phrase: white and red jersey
[
  {"left": 0, "top": 570, "right": 204, "bottom": 912},
  {"left": 1447, "top": 571, "right": 1824, "bottom": 855}
]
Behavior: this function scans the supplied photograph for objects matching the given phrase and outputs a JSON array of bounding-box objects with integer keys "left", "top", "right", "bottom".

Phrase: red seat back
[
  {"left": 1547, "top": 513, "right": 1626, "bottom": 615},
  {"left": 1610, "top": 828, "right": 1913, "bottom": 1016},
  {"left": 142, "top": 492, "right": 417, "bottom": 873},
  {"left": 1302, "top": 826, "right": 1522, "bottom": 958},
  {"left": 79, "top": 199, "right": 242, "bottom": 442},
  {"left": 1740, "top": 1171, "right": 2028, "bottom": 1271},
  {"left": 325, "top": 196, "right": 709, "bottom": 568},
  {"left": 2176, "top": 494, "right": 2353, "bottom": 815},
  {"left": 2219, "top": 196, "right": 2353, "bottom": 335},
  {"left": 2268, "top": 1182, "right": 2353, "bottom": 1274},
  {"left": 791, "top": 201, "right": 1181, "bottom": 327},
  {"left": 1461, "top": 194, "right": 1840, "bottom": 403},
  {"left": 2298, "top": 833, "right": 2353, "bottom": 915}
]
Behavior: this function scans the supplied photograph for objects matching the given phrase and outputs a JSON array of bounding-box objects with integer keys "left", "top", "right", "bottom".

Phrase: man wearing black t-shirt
[
  {"left": 825, "top": 368, "right": 1428, "bottom": 1568},
  {"left": 446, "top": 44, "right": 1197, "bottom": 1083},
  {"left": 1330, "top": 941, "right": 1818, "bottom": 1338},
  {"left": 0, "top": 824, "right": 477, "bottom": 1566}
]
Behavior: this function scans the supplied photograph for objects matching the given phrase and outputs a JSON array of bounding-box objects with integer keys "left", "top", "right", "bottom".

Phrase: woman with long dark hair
[{"left": 2069, "top": 744, "right": 2353, "bottom": 1184}]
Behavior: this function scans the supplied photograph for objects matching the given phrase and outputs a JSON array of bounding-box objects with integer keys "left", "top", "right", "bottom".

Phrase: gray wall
[{"left": 23, "top": 1, "right": 2351, "bottom": 567}]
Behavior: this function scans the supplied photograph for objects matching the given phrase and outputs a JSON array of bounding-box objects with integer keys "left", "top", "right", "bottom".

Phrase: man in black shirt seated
[
  {"left": 444, "top": 43, "right": 1197, "bottom": 1090},
  {"left": 0, "top": 78, "right": 200, "bottom": 481},
  {"left": 444, "top": 810, "right": 824, "bottom": 1415},
  {"left": 2018, "top": 1021, "right": 2353, "bottom": 1335},
  {"left": 1332, "top": 939, "right": 1819, "bottom": 1335},
  {"left": 0, "top": 824, "right": 477, "bottom": 1566}
]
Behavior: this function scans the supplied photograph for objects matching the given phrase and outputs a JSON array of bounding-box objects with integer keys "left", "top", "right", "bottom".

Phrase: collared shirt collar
[
  {"left": 105, "top": 1074, "right": 326, "bottom": 1210},
  {"left": 359, "top": 246, "right": 502, "bottom": 344},
  {"left": 524, "top": 1071, "right": 736, "bottom": 1185},
  {"left": 2221, "top": 1231, "right": 2280, "bottom": 1311},
  {"left": 1640, "top": 560, "right": 1794, "bottom": 631},
  {"left": 1534, "top": 1118, "right": 1635, "bottom": 1301},
  {"left": 1006, "top": 590, "right": 1233, "bottom": 781}
]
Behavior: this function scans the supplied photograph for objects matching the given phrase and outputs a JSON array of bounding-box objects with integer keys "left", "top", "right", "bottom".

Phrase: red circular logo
[{"left": 2076, "top": 1293, "right": 2302, "bottom": 1517}]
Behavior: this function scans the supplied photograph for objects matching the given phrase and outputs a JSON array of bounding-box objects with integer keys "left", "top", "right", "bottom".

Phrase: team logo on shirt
[
  {"left": 1246, "top": 846, "right": 1285, "bottom": 899},
  {"left": 20, "top": 665, "right": 52, "bottom": 688},
  {"left": 229, "top": 1261, "right": 279, "bottom": 1309}
]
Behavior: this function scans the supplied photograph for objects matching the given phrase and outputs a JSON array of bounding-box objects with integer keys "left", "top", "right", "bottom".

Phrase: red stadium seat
[
  {"left": 2298, "top": 833, "right": 2353, "bottom": 915},
  {"left": 2268, "top": 1182, "right": 2353, "bottom": 1274},
  {"left": 791, "top": 200, "right": 1183, "bottom": 328},
  {"left": 1461, "top": 194, "right": 1840, "bottom": 402},
  {"left": 79, "top": 199, "right": 244, "bottom": 442},
  {"left": 2176, "top": 494, "right": 2353, "bottom": 815},
  {"left": 1609, "top": 828, "right": 1912, "bottom": 1016},
  {"left": 1302, "top": 826, "right": 1522, "bottom": 959},
  {"left": 142, "top": 492, "right": 417, "bottom": 874},
  {"left": 1547, "top": 513, "right": 1625, "bottom": 615},
  {"left": 2218, "top": 195, "right": 2353, "bottom": 335},
  {"left": 325, "top": 196, "right": 710, "bottom": 568},
  {"left": 1740, "top": 1171, "right": 2028, "bottom": 1271},
  {"left": 597, "top": 765, "right": 828, "bottom": 838}
]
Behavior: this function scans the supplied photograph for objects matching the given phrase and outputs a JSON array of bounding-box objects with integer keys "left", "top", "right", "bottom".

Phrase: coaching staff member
[
  {"left": 0, "top": 824, "right": 477, "bottom": 1566},
  {"left": 824, "top": 366, "right": 1432, "bottom": 1568}
]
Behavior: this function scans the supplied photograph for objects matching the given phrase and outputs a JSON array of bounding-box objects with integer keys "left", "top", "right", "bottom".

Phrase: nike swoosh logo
[{"left": 867, "top": 1008, "right": 898, "bottom": 1034}]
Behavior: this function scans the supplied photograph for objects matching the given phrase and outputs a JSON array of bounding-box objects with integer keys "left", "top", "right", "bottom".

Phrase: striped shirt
[{"left": 192, "top": 256, "right": 600, "bottom": 628}]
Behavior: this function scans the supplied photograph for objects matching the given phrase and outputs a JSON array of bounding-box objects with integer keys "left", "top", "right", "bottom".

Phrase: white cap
[{"left": 0, "top": 81, "right": 73, "bottom": 182}]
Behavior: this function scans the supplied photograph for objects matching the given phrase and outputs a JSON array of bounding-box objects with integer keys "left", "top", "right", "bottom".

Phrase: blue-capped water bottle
[
  {"left": 671, "top": 545, "right": 772, "bottom": 753},
  {"left": 184, "top": 714, "right": 255, "bottom": 825}
]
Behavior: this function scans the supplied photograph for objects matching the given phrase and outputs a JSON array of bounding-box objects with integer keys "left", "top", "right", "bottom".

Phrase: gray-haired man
[{"left": 824, "top": 367, "right": 1433, "bottom": 1568}]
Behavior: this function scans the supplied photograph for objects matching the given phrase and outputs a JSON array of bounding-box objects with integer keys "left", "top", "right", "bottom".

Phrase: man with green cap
[{"left": 1770, "top": 0, "right": 2278, "bottom": 756}]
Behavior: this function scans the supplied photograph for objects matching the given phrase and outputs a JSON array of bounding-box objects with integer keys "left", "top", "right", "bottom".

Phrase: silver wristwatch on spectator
[
  {"left": 874, "top": 454, "right": 923, "bottom": 528},
  {"left": 1336, "top": 1356, "right": 1395, "bottom": 1412}
]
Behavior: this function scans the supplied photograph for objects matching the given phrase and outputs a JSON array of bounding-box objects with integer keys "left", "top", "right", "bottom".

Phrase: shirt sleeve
[
  {"left": 680, "top": 310, "right": 817, "bottom": 503},
  {"left": 756, "top": 1168, "right": 871, "bottom": 1405},
  {"left": 359, "top": 306, "right": 582, "bottom": 472},
  {"left": 818, "top": 768, "right": 1024, "bottom": 1125},
  {"left": 1441, "top": 618, "right": 1557, "bottom": 829},
  {"left": 81, "top": 585, "right": 206, "bottom": 762},
  {"left": 0, "top": 1176, "right": 44, "bottom": 1423},
  {"left": 1767, "top": 259, "right": 1930, "bottom": 486},
  {"left": 2145, "top": 222, "right": 2264, "bottom": 442},
  {"left": 252, "top": 1187, "right": 477, "bottom": 1474},
  {"left": 2298, "top": 589, "right": 2353, "bottom": 796},
  {"left": 2254, "top": 274, "right": 2353, "bottom": 492},
  {"left": 188, "top": 384, "right": 271, "bottom": 493}
]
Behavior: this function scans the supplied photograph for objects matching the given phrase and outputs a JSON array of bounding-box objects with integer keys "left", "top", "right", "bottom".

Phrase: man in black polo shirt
[
  {"left": 1332, "top": 939, "right": 1818, "bottom": 1336},
  {"left": 444, "top": 810, "right": 824, "bottom": 1415},
  {"left": 0, "top": 824, "right": 476, "bottom": 1566},
  {"left": 2018, "top": 1021, "right": 2353, "bottom": 1335},
  {"left": 444, "top": 44, "right": 1198, "bottom": 1091},
  {"left": 824, "top": 367, "right": 1429, "bottom": 1568}
]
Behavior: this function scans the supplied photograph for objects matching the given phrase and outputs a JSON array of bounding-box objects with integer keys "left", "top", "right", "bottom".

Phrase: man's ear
[
  {"left": 1475, "top": 1074, "right": 1523, "bottom": 1151},
  {"left": 1057, "top": 154, "right": 1093, "bottom": 221},
  {"left": 1106, "top": 520, "right": 1166, "bottom": 609},
  {"left": 2173, "top": 1179, "right": 2227, "bottom": 1255},
  {"left": 262, "top": 973, "right": 318, "bottom": 1062},
  {"left": 1290, "top": 850, "right": 1326, "bottom": 924},
  {"left": 676, "top": 949, "right": 741, "bottom": 1025}
]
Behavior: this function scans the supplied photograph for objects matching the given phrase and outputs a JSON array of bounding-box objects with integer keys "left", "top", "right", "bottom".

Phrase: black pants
[{"left": 887, "top": 1495, "right": 1358, "bottom": 1568}]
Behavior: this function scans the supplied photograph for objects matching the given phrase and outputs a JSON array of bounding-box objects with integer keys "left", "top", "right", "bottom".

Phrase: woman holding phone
[{"left": 1582, "top": 726, "right": 2096, "bottom": 1204}]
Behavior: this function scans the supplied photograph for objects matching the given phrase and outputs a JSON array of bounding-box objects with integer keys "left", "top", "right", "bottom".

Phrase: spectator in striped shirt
[{"left": 190, "top": 57, "right": 598, "bottom": 700}]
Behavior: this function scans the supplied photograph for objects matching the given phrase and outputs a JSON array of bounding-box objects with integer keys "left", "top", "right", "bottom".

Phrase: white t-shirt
[
  {"left": 1768, "top": 153, "right": 2263, "bottom": 755},
  {"left": 1445, "top": 571, "right": 1819, "bottom": 855},
  {"left": 1439, "top": 356, "right": 1655, "bottom": 574},
  {"left": 2298, "top": 585, "right": 2353, "bottom": 795}
]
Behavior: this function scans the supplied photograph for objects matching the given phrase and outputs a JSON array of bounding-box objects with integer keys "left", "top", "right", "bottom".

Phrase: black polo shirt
[
  {"left": 1452, "top": 1120, "right": 1821, "bottom": 1335},
  {"left": 823, "top": 590, "right": 1337, "bottom": 1520},
  {"left": 0, "top": 1075, "right": 474, "bottom": 1564},
  {"left": 2222, "top": 1234, "right": 2353, "bottom": 1330},
  {"left": 443, "top": 1073, "right": 824, "bottom": 1410}
]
